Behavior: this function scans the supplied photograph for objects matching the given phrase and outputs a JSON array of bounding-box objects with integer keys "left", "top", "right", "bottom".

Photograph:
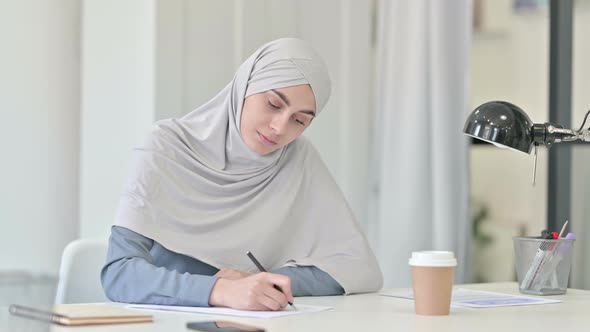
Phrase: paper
[
  {"left": 127, "top": 303, "right": 332, "bottom": 319},
  {"left": 380, "top": 288, "right": 561, "bottom": 308}
]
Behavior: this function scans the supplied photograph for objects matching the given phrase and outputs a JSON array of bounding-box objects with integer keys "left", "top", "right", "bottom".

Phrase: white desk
[{"left": 4, "top": 282, "right": 590, "bottom": 332}]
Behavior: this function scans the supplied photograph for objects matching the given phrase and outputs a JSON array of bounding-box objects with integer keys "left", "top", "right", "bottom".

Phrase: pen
[
  {"left": 246, "top": 251, "right": 297, "bottom": 310},
  {"left": 558, "top": 220, "right": 569, "bottom": 238}
]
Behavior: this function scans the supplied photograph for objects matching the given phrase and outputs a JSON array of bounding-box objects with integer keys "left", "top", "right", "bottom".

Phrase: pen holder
[{"left": 513, "top": 236, "right": 575, "bottom": 295}]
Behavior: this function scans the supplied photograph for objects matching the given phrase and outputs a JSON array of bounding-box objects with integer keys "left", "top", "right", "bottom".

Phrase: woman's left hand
[{"left": 214, "top": 268, "right": 252, "bottom": 280}]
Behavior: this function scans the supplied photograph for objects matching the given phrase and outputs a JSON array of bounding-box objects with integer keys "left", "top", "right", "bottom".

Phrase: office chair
[{"left": 55, "top": 238, "right": 110, "bottom": 304}]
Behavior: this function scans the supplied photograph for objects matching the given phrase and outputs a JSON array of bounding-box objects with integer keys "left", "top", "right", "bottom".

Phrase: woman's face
[{"left": 240, "top": 84, "right": 316, "bottom": 155}]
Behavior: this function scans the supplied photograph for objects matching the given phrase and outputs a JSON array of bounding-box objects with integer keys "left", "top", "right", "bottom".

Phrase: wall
[
  {"left": 0, "top": 0, "right": 81, "bottom": 275},
  {"left": 79, "top": 0, "right": 157, "bottom": 238},
  {"left": 469, "top": 1, "right": 549, "bottom": 281},
  {"left": 570, "top": 0, "right": 590, "bottom": 289}
]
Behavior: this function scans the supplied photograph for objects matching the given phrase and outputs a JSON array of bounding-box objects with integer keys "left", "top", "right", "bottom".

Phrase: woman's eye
[
  {"left": 268, "top": 101, "right": 280, "bottom": 109},
  {"left": 294, "top": 118, "right": 306, "bottom": 126}
]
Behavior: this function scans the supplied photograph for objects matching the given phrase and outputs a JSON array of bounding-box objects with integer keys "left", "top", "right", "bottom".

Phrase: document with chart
[{"left": 380, "top": 288, "right": 561, "bottom": 308}]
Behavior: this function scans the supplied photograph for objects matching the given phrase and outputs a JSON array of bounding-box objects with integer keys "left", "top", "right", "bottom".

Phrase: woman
[{"left": 101, "top": 38, "right": 382, "bottom": 311}]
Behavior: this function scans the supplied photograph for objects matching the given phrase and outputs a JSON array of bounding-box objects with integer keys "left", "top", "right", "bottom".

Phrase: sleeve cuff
[{"left": 183, "top": 275, "right": 220, "bottom": 307}]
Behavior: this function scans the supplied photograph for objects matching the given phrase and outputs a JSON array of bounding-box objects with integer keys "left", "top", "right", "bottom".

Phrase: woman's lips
[{"left": 257, "top": 131, "right": 277, "bottom": 145}]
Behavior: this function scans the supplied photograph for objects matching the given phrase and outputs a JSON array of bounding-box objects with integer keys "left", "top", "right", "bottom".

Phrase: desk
[{"left": 3, "top": 282, "right": 590, "bottom": 332}]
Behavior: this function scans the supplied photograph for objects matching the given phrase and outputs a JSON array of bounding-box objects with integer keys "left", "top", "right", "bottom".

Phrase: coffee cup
[{"left": 409, "top": 251, "right": 457, "bottom": 315}]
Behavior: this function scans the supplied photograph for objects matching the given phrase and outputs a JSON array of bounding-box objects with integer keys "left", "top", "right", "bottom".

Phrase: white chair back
[{"left": 55, "top": 238, "right": 110, "bottom": 304}]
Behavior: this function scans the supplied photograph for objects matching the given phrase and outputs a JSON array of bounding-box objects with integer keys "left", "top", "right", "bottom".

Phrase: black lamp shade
[{"left": 463, "top": 101, "right": 534, "bottom": 154}]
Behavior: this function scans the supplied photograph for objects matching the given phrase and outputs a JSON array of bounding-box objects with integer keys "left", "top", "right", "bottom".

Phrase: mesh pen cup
[{"left": 513, "top": 236, "right": 575, "bottom": 295}]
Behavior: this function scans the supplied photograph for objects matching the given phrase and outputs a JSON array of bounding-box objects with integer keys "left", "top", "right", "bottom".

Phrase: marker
[
  {"left": 541, "top": 230, "right": 558, "bottom": 239},
  {"left": 520, "top": 236, "right": 555, "bottom": 290}
]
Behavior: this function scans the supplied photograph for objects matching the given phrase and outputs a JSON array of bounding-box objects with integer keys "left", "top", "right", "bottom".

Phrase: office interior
[{"left": 1, "top": 0, "right": 589, "bottom": 309}]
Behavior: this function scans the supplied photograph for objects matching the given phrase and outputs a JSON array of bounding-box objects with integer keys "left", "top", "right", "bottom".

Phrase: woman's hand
[
  {"left": 214, "top": 268, "right": 252, "bottom": 280},
  {"left": 209, "top": 272, "right": 294, "bottom": 311}
]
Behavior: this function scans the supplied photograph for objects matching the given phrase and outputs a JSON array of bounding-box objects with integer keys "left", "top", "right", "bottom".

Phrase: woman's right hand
[{"left": 208, "top": 272, "right": 294, "bottom": 311}]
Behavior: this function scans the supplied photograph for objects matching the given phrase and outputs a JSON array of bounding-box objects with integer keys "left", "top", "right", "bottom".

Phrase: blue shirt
[{"left": 101, "top": 226, "right": 344, "bottom": 307}]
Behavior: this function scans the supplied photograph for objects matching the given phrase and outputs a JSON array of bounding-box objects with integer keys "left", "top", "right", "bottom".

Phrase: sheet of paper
[
  {"left": 127, "top": 303, "right": 332, "bottom": 319},
  {"left": 380, "top": 288, "right": 561, "bottom": 308}
]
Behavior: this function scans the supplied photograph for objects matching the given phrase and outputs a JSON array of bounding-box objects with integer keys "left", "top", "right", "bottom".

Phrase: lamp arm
[
  {"left": 546, "top": 125, "right": 578, "bottom": 143},
  {"left": 534, "top": 110, "right": 590, "bottom": 145},
  {"left": 577, "top": 110, "right": 590, "bottom": 142}
]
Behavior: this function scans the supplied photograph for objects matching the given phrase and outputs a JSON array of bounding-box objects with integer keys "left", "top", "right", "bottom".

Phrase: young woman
[{"left": 101, "top": 38, "right": 382, "bottom": 311}]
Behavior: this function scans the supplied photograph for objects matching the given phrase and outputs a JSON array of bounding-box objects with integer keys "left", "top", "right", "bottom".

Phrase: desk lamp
[{"left": 463, "top": 101, "right": 590, "bottom": 184}]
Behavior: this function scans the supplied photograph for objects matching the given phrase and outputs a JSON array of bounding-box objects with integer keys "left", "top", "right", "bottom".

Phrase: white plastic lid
[{"left": 408, "top": 251, "right": 457, "bottom": 267}]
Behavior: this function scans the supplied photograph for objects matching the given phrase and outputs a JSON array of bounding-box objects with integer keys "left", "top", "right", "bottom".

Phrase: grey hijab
[{"left": 114, "top": 38, "right": 383, "bottom": 294}]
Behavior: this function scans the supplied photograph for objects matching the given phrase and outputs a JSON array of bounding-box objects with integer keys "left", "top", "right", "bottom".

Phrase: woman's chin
[
  {"left": 246, "top": 143, "right": 274, "bottom": 156},
  {"left": 257, "top": 147, "right": 276, "bottom": 155}
]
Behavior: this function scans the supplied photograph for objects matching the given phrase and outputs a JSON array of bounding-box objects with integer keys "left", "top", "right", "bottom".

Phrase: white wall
[
  {"left": 570, "top": 0, "right": 590, "bottom": 289},
  {"left": 79, "top": 0, "right": 157, "bottom": 238},
  {"left": 469, "top": 3, "right": 549, "bottom": 281},
  {"left": 0, "top": 0, "right": 80, "bottom": 275}
]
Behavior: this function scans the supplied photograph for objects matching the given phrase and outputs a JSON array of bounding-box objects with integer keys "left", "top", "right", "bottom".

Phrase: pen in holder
[{"left": 513, "top": 236, "right": 575, "bottom": 295}]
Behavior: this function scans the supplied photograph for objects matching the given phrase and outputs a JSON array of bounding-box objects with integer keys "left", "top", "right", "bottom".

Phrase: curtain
[{"left": 368, "top": 0, "right": 473, "bottom": 288}]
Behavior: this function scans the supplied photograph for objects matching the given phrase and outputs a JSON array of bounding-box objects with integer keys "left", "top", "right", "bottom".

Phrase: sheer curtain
[{"left": 368, "top": 0, "right": 473, "bottom": 288}]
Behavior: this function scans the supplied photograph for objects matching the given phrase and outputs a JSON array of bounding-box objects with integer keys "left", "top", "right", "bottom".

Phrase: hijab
[{"left": 114, "top": 38, "right": 383, "bottom": 294}]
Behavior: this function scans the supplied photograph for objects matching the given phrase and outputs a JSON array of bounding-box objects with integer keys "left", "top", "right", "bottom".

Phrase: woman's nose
[{"left": 270, "top": 113, "right": 289, "bottom": 135}]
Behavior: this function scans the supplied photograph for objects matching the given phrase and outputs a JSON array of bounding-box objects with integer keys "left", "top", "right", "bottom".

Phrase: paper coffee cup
[{"left": 409, "top": 251, "right": 457, "bottom": 316}]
